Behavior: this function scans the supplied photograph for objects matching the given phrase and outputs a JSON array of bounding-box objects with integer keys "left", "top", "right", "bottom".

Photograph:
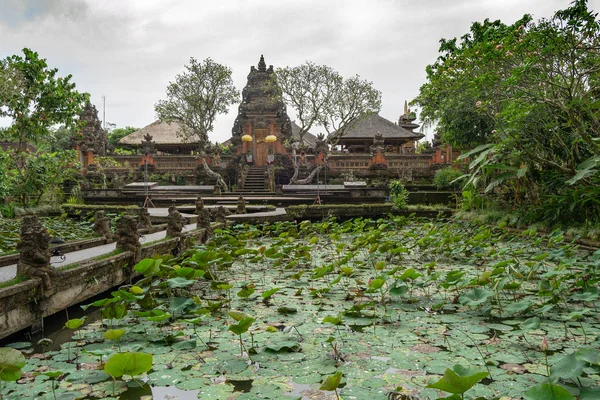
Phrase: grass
[{"left": 0, "top": 276, "right": 27, "bottom": 289}]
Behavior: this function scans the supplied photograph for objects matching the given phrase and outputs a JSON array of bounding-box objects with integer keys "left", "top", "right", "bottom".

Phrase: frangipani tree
[
  {"left": 155, "top": 57, "right": 239, "bottom": 192},
  {"left": 275, "top": 62, "right": 381, "bottom": 184}
]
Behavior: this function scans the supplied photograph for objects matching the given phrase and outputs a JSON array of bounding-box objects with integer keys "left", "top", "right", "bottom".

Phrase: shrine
[{"left": 109, "top": 55, "right": 455, "bottom": 192}]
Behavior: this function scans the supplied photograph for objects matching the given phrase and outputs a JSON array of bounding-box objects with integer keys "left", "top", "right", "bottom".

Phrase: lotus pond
[
  {"left": 2, "top": 216, "right": 600, "bottom": 400},
  {"left": 0, "top": 216, "right": 107, "bottom": 254}
]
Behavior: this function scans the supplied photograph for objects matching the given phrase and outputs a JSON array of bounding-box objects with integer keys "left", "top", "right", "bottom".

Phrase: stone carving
[
  {"left": 215, "top": 206, "right": 230, "bottom": 224},
  {"left": 73, "top": 102, "right": 107, "bottom": 156},
  {"left": 315, "top": 133, "right": 328, "bottom": 154},
  {"left": 138, "top": 207, "right": 152, "bottom": 231},
  {"left": 140, "top": 134, "right": 156, "bottom": 156},
  {"left": 236, "top": 195, "right": 246, "bottom": 214},
  {"left": 93, "top": 211, "right": 113, "bottom": 239},
  {"left": 115, "top": 216, "right": 141, "bottom": 263},
  {"left": 16, "top": 216, "right": 56, "bottom": 292},
  {"left": 370, "top": 132, "right": 386, "bottom": 155},
  {"left": 195, "top": 197, "right": 213, "bottom": 240},
  {"left": 166, "top": 205, "right": 184, "bottom": 239}
]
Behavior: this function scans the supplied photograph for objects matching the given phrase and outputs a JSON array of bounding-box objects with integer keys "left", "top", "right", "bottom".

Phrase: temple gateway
[{"left": 96, "top": 56, "right": 454, "bottom": 192}]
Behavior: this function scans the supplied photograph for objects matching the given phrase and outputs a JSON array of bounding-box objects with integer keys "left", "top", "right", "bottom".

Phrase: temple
[{"left": 101, "top": 55, "right": 454, "bottom": 191}]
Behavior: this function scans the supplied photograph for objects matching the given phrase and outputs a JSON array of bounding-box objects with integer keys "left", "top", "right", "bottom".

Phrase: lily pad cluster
[
  {"left": 1, "top": 216, "right": 599, "bottom": 399},
  {"left": 0, "top": 217, "right": 96, "bottom": 254}
]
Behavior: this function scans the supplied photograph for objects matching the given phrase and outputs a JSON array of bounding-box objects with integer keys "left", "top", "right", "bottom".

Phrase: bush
[
  {"left": 389, "top": 180, "right": 409, "bottom": 209},
  {"left": 434, "top": 168, "right": 464, "bottom": 190}
]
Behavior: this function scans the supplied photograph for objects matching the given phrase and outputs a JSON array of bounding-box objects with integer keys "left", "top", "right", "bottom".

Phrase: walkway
[{"left": 0, "top": 223, "right": 196, "bottom": 284}]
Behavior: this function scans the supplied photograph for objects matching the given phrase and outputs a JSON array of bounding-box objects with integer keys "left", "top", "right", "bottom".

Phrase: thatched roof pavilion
[
  {"left": 334, "top": 114, "right": 424, "bottom": 153},
  {"left": 119, "top": 120, "right": 199, "bottom": 154}
]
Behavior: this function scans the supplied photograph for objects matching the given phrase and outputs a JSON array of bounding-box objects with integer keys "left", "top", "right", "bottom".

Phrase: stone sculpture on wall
[
  {"left": 215, "top": 206, "right": 230, "bottom": 224},
  {"left": 138, "top": 207, "right": 152, "bottom": 232},
  {"left": 236, "top": 195, "right": 246, "bottom": 214},
  {"left": 166, "top": 205, "right": 184, "bottom": 239},
  {"left": 93, "top": 211, "right": 113, "bottom": 239},
  {"left": 195, "top": 197, "right": 213, "bottom": 241},
  {"left": 16, "top": 216, "right": 56, "bottom": 293},
  {"left": 115, "top": 216, "right": 141, "bottom": 263}
]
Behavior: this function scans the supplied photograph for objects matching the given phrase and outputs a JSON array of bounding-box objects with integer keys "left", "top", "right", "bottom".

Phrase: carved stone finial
[
  {"left": 17, "top": 215, "right": 56, "bottom": 293},
  {"left": 258, "top": 55, "right": 266, "bottom": 72},
  {"left": 404, "top": 100, "right": 408, "bottom": 116},
  {"left": 315, "top": 133, "right": 328, "bottom": 154},
  {"left": 93, "top": 211, "right": 113, "bottom": 240},
  {"left": 115, "top": 216, "right": 141, "bottom": 262},
  {"left": 370, "top": 132, "right": 386, "bottom": 155},
  {"left": 236, "top": 195, "right": 246, "bottom": 214},
  {"left": 166, "top": 206, "right": 184, "bottom": 239},
  {"left": 138, "top": 207, "right": 152, "bottom": 231},
  {"left": 215, "top": 206, "right": 230, "bottom": 224},
  {"left": 141, "top": 133, "right": 156, "bottom": 156},
  {"left": 195, "top": 197, "right": 213, "bottom": 241}
]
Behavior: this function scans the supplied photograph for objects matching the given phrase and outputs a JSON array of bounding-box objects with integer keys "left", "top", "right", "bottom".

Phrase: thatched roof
[
  {"left": 336, "top": 114, "right": 424, "bottom": 140},
  {"left": 291, "top": 121, "right": 317, "bottom": 148},
  {"left": 119, "top": 120, "right": 199, "bottom": 146}
]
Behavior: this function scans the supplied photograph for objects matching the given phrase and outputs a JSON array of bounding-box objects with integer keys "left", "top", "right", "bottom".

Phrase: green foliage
[
  {"left": 0, "top": 148, "right": 80, "bottom": 207},
  {"left": 389, "top": 180, "right": 409, "bottom": 209},
  {"left": 107, "top": 126, "right": 137, "bottom": 148},
  {"left": 0, "top": 48, "right": 89, "bottom": 147},
  {"left": 320, "top": 371, "right": 343, "bottom": 391},
  {"left": 434, "top": 168, "right": 464, "bottom": 190},
  {"left": 103, "top": 352, "right": 152, "bottom": 378},
  {"left": 415, "top": 2, "right": 600, "bottom": 224},
  {"left": 0, "top": 347, "right": 26, "bottom": 382},
  {"left": 426, "top": 365, "right": 488, "bottom": 396}
]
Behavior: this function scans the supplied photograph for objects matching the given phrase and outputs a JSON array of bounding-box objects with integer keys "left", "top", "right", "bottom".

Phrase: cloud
[{"left": 1, "top": 0, "right": 598, "bottom": 142}]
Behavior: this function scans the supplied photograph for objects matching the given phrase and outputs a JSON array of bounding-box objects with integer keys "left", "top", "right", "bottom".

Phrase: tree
[
  {"left": 275, "top": 62, "right": 381, "bottom": 184},
  {"left": 0, "top": 148, "right": 80, "bottom": 206},
  {"left": 414, "top": 0, "right": 600, "bottom": 224},
  {"left": 0, "top": 48, "right": 89, "bottom": 206},
  {"left": 0, "top": 48, "right": 89, "bottom": 150},
  {"left": 155, "top": 57, "right": 239, "bottom": 191},
  {"left": 108, "top": 126, "right": 137, "bottom": 148}
]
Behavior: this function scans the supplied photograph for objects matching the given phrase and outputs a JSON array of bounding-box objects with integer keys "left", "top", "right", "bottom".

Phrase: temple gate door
[{"left": 254, "top": 129, "right": 268, "bottom": 166}]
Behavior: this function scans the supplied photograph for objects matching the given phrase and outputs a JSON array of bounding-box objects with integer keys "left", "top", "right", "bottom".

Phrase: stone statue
[
  {"left": 115, "top": 216, "right": 141, "bottom": 263},
  {"left": 93, "top": 211, "right": 112, "bottom": 239},
  {"left": 138, "top": 207, "right": 152, "bottom": 231},
  {"left": 166, "top": 205, "right": 184, "bottom": 239},
  {"left": 16, "top": 216, "right": 56, "bottom": 293},
  {"left": 215, "top": 206, "right": 230, "bottom": 224},
  {"left": 236, "top": 195, "right": 246, "bottom": 214},
  {"left": 195, "top": 197, "right": 213, "bottom": 240},
  {"left": 370, "top": 132, "right": 386, "bottom": 155},
  {"left": 140, "top": 133, "right": 156, "bottom": 156}
]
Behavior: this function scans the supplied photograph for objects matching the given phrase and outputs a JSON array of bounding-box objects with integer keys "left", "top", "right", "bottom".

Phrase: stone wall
[{"left": 0, "top": 228, "right": 209, "bottom": 339}]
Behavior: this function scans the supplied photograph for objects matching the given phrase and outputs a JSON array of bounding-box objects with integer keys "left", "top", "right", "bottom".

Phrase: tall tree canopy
[
  {"left": 275, "top": 62, "right": 381, "bottom": 183},
  {"left": 0, "top": 48, "right": 87, "bottom": 206},
  {"left": 414, "top": 0, "right": 600, "bottom": 224},
  {"left": 155, "top": 57, "right": 239, "bottom": 191},
  {"left": 0, "top": 48, "right": 89, "bottom": 150}
]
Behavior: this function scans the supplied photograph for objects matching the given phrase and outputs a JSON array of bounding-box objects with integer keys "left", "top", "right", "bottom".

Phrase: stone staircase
[{"left": 240, "top": 166, "right": 270, "bottom": 193}]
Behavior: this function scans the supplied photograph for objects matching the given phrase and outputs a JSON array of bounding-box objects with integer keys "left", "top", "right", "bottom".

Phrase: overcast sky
[{"left": 2, "top": 0, "right": 598, "bottom": 143}]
